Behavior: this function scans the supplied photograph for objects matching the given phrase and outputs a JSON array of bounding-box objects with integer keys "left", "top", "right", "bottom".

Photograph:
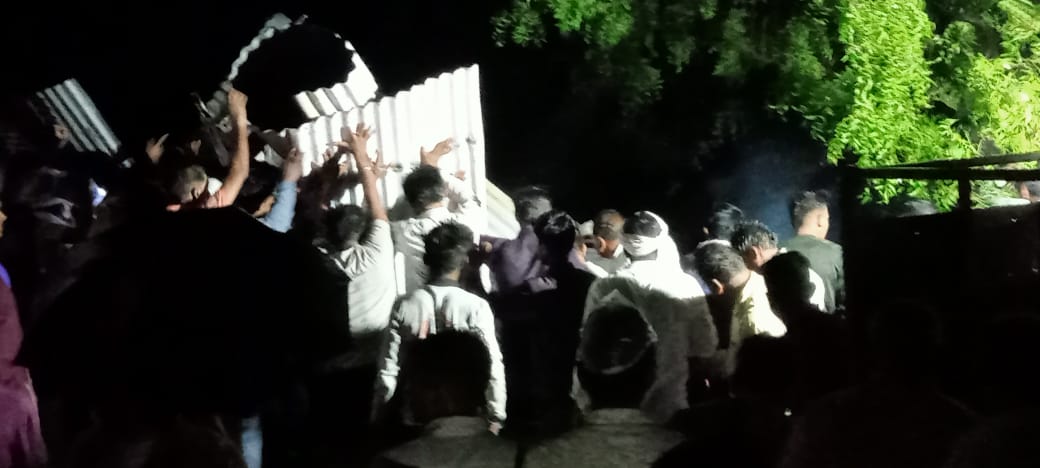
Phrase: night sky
[{"left": 5, "top": 0, "right": 837, "bottom": 245}]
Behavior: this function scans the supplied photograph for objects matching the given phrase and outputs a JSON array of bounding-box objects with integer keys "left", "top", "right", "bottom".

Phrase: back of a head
[
  {"left": 402, "top": 165, "right": 446, "bottom": 212},
  {"left": 790, "top": 191, "right": 829, "bottom": 230},
  {"left": 693, "top": 242, "right": 747, "bottom": 285},
  {"left": 731, "top": 220, "right": 778, "bottom": 254},
  {"left": 423, "top": 222, "right": 474, "bottom": 279},
  {"left": 578, "top": 304, "right": 657, "bottom": 409},
  {"left": 68, "top": 418, "right": 247, "bottom": 468},
  {"left": 402, "top": 329, "right": 492, "bottom": 423},
  {"left": 535, "top": 210, "right": 578, "bottom": 260},
  {"left": 514, "top": 186, "right": 553, "bottom": 226},
  {"left": 623, "top": 211, "right": 663, "bottom": 238},
  {"left": 168, "top": 165, "right": 207, "bottom": 203},
  {"left": 762, "top": 251, "right": 815, "bottom": 308},
  {"left": 593, "top": 209, "right": 625, "bottom": 241},
  {"left": 706, "top": 203, "right": 744, "bottom": 241},
  {"left": 323, "top": 204, "right": 369, "bottom": 251},
  {"left": 233, "top": 163, "right": 281, "bottom": 215}
]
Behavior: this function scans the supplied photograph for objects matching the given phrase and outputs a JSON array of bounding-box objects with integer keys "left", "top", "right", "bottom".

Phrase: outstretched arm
[
  {"left": 212, "top": 88, "right": 251, "bottom": 206},
  {"left": 337, "top": 123, "right": 388, "bottom": 221}
]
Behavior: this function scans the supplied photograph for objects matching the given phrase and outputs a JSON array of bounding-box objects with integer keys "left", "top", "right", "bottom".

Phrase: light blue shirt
[{"left": 259, "top": 181, "right": 297, "bottom": 233}]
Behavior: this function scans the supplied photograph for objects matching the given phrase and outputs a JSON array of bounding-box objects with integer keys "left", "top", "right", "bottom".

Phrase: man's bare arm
[
  {"left": 216, "top": 88, "right": 251, "bottom": 205},
  {"left": 336, "top": 123, "right": 388, "bottom": 221}
]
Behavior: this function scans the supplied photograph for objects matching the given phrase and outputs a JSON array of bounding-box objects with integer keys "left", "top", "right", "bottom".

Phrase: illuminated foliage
[{"left": 493, "top": 0, "right": 1040, "bottom": 209}]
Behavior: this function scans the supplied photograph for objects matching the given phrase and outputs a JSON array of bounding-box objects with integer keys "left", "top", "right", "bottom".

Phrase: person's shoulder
[{"left": 381, "top": 434, "right": 516, "bottom": 468}]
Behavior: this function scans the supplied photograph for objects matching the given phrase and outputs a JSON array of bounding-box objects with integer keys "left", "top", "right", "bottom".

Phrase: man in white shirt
[
  {"left": 375, "top": 222, "right": 507, "bottom": 424},
  {"left": 693, "top": 242, "right": 787, "bottom": 376},
  {"left": 372, "top": 330, "right": 516, "bottom": 468},
  {"left": 730, "top": 220, "right": 828, "bottom": 312},
  {"left": 526, "top": 304, "right": 684, "bottom": 468},
  {"left": 392, "top": 139, "right": 483, "bottom": 294},
  {"left": 583, "top": 212, "right": 718, "bottom": 423}
]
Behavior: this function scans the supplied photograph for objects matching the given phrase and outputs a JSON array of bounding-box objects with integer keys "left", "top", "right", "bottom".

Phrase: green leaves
[{"left": 492, "top": 0, "right": 1040, "bottom": 210}]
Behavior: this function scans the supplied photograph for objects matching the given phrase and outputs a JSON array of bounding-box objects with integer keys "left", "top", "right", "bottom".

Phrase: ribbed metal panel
[
  {"left": 203, "top": 13, "right": 296, "bottom": 118},
  {"left": 486, "top": 181, "right": 522, "bottom": 238},
  {"left": 34, "top": 79, "right": 120, "bottom": 155},
  {"left": 294, "top": 41, "right": 380, "bottom": 120},
  {"left": 263, "top": 65, "right": 519, "bottom": 239}
]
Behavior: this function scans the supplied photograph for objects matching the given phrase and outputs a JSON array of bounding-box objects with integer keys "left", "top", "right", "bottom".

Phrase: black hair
[
  {"left": 401, "top": 329, "right": 491, "bottom": 423},
  {"left": 323, "top": 204, "right": 369, "bottom": 251},
  {"left": 234, "top": 163, "right": 282, "bottom": 215},
  {"left": 730, "top": 220, "right": 778, "bottom": 254},
  {"left": 762, "top": 251, "right": 815, "bottom": 307},
  {"left": 693, "top": 242, "right": 747, "bottom": 286},
  {"left": 168, "top": 165, "right": 207, "bottom": 203},
  {"left": 706, "top": 203, "right": 744, "bottom": 241},
  {"left": 593, "top": 209, "right": 625, "bottom": 241},
  {"left": 790, "top": 191, "right": 829, "bottom": 229},
  {"left": 403, "top": 165, "right": 446, "bottom": 212},
  {"left": 514, "top": 186, "right": 552, "bottom": 226},
  {"left": 422, "top": 222, "right": 474, "bottom": 279},
  {"left": 579, "top": 304, "right": 657, "bottom": 409},
  {"left": 534, "top": 210, "right": 578, "bottom": 260},
  {"left": 623, "top": 211, "right": 662, "bottom": 238}
]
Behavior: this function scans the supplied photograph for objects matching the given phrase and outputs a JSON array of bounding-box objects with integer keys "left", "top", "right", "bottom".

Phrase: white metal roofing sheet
[
  {"left": 34, "top": 79, "right": 120, "bottom": 155},
  {"left": 293, "top": 41, "right": 380, "bottom": 120}
]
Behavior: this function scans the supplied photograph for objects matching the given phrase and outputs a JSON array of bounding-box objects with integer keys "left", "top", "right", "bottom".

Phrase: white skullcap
[{"left": 621, "top": 211, "right": 666, "bottom": 257}]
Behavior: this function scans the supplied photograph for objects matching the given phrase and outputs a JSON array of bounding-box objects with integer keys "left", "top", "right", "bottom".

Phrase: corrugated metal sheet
[
  {"left": 34, "top": 79, "right": 120, "bottom": 155},
  {"left": 486, "top": 182, "right": 521, "bottom": 238},
  {"left": 263, "top": 65, "right": 519, "bottom": 239},
  {"left": 203, "top": 13, "right": 296, "bottom": 118},
  {"left": 294, "top": 41, "right": 379, "bottom": 120}
]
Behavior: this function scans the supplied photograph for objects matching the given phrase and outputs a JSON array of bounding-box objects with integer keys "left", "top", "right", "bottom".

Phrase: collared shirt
[
  {"left": 523, "top": 408, "right": 684, "bottom": 468},
  {"left": 318, "top": 219, "right": 396, "bottom": 368},
  {"left": 375, "top": 282, "right": 507, "bottom": 422},
  {"left": 392, "top": 174, "right": 482, "bottom": 294},
  {"left": 373, "top": 416, "right": 517, "bottom": 468},
  {"left": 585, "top": 244, "right": 628, "bottom": 276},
  {"left": 583, "top": 262, "right": 718, "bottom": 423}
]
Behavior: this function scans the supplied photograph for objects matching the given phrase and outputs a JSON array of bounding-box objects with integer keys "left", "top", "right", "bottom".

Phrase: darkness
[{"left": 4, "top": 0, "right": 836, "bottom": 246}]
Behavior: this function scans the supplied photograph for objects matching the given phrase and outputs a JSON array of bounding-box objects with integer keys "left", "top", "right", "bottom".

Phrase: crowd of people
[{"left": 2, "top": 89, "right": 1040, "bottom": 468}]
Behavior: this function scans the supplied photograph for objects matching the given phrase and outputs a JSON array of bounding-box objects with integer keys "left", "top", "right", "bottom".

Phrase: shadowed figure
[{"left": 17, "top": 207, "right": 350, "bottom": 466}]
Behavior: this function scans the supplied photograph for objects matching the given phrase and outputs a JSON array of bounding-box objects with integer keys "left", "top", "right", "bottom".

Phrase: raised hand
[
  {"left": 314, "top": 147, "right": 350, "bottom": 177},
  {"left": 228, "top": 88, "right": 249, "bottom": 126},
  {"left": 283, "top": 148, "right": 304, "bottom": 183},
  {"left": 145, "top": 133, "right": 169, "bottom": 164},
  {"left": 420, "top": 137, "right": 455, "bottom": 167}
]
